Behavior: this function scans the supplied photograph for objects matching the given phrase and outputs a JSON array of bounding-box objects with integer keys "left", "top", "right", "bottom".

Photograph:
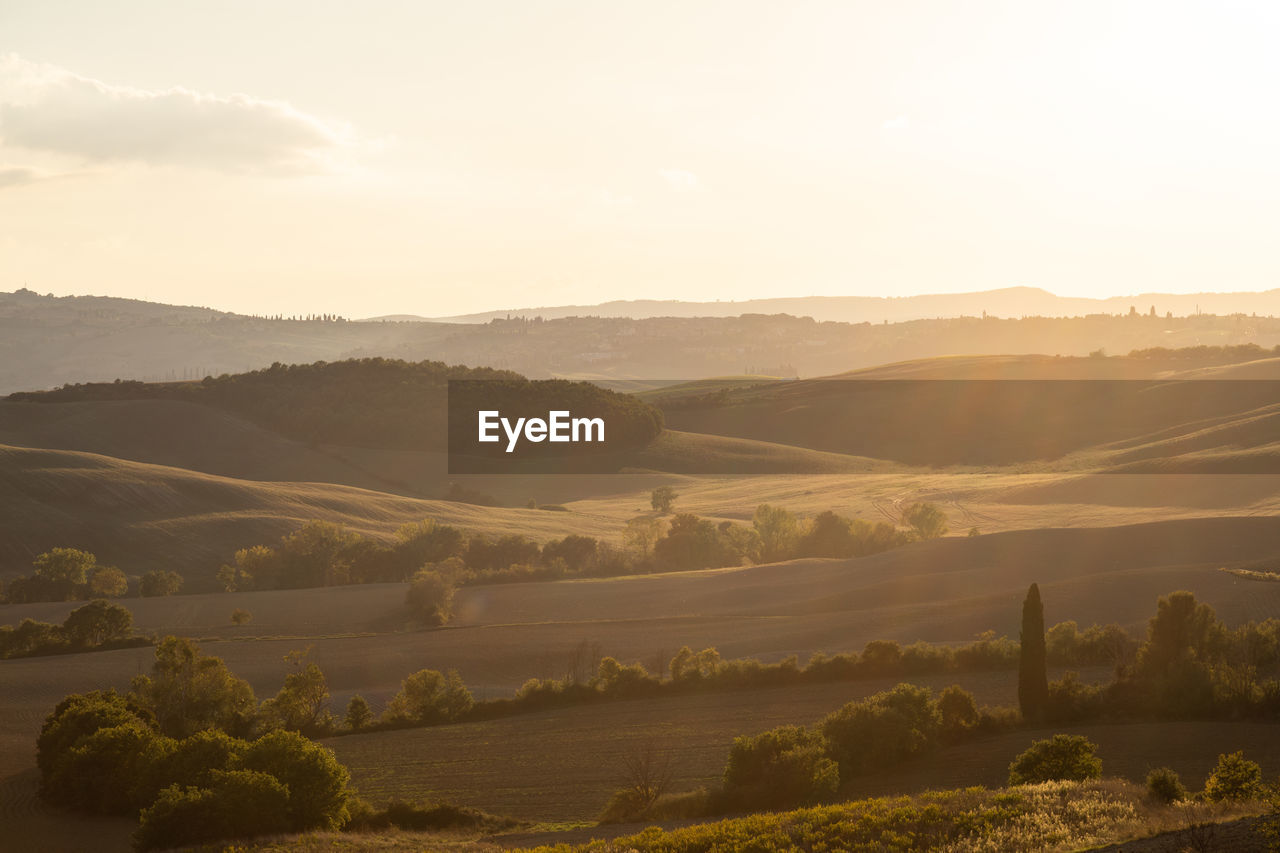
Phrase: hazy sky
[{"left": 3, "top": 1, "right": 1279, "bottom": 317}]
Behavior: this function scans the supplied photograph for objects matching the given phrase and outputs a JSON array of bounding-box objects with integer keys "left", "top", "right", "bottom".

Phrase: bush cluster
[
  {"left": 0, "top": 600, "right": 147, "bottom": 659},
  {"left": 2, "top": 547, "right": 183, "bottom": 604},
  {"left": 214, "top": 501, "right": 947, "bottom": 604},
  {"left": 39, "top": 690, "right": 351, "bottom": 851}
]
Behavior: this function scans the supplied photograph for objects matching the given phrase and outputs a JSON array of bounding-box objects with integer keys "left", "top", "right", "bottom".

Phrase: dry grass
[
  {"left": 195, "top": 779, "right": 1271, "bottom": 853},
  {"left": 329, "top": 670, "right": 1075, "bottom": 821}
]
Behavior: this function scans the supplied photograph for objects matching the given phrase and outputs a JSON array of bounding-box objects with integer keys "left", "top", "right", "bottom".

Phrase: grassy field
[
  {"left": 5, "top": 513, "right": 1280, "bottom": 779},
  {"left": 8, "top": 352, "right": 1280, "bottom": 852},
  {"left": 328, "top": 669, "right": 1114, "bottom": 822},
  {"left": 0, "top": 442, "right": 628, "bottom": 588}
]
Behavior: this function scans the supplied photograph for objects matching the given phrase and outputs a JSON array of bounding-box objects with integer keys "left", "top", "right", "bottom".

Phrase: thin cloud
[
  {"left": 658, "top": 168, "right": 700, "bottom": 192},
  {"left": 882, "top": 115, "right": 910, "bottom": 130},
  {"left": 0, "top": 165, "right": 37, "bottom": 187},
  {"left": 0, "top": 54, "right": 354, "bottom": 174}
]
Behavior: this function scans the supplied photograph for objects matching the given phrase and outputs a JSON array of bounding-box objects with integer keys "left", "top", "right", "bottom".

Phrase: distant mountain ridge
[
  {"left": 8, "top": 287, "right": 1280, "bottom": 394},
  {"left": 412, "top": 286, "right": 1280, "bottom": 324}
]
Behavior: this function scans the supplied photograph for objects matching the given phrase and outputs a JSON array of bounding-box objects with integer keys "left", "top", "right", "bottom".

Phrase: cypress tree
[{"left": 1018, "top": 583, "right": 1049, "bottom": 721}]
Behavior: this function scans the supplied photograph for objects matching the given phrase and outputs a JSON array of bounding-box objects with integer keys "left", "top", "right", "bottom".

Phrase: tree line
[
  {"left": 600, "top": 585, "right": 1280, "bottom": 823},
  {"left": 2, "top": 547, "right": 182, "bottom": 604},
  {"left": 0, "top": 599, "right": 149, "bottom": 659},
  {"left": 217, "top": 502, "right": 951, "bottom": 612},
  {"left": 10, "top": 357, "right": 664, "bottom": 453}
]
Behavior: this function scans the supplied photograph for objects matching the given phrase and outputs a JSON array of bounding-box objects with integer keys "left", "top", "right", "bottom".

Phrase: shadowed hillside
[
  {"left": 660, "top": 374, "right": 1280, "bottom": 469},
  {"left": 0, "top": 444, "right": 620, "bottom": 587},
  {"left": 10, "top": 288, "right": 1280, "bottom": 393}
]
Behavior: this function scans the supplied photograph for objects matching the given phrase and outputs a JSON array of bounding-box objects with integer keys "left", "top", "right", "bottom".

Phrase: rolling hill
[
  {"left": 11, "top": 287, "right": 1280, "bottom": 394},
  {"left": 0, "top": 444, "right": 621, "bottom": 587},
  {"left": 423, "top": 285, "right": 1280, "bottom": 325}
]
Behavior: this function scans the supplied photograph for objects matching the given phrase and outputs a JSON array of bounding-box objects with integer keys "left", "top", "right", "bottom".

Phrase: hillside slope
[{"left": 0, "top": 444, "right": 618, "bottom": 587}]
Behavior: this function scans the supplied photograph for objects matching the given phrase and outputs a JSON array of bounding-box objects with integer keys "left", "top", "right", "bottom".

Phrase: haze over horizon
[{"left": 5, "top": 1, "right": 1279, "bottom": 318}]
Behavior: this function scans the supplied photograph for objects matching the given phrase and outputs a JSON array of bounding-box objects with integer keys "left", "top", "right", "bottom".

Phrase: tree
[
  {"left": 1134, "top": 591, "right": 1225, "bottom": 715},
  {"left": 383, "top": 669, "right": 473, "bottom": 725},
  {"left": 1136, "top": 591, "right": 1225, "bottom": 678},
  {"left": 276, "top": 521, "right": 363, "bottom": 587},
  {"left": 32, "top": 547, "right": 97, "bottom": 600},
  {"left": 797, "top": 511, "right": 856, "bottom": 558},
  {"left": 623, "top": 516, "right": 663, "bottom": 561},
  {"left": 392, "top": 518, "right": 465, "bottom": 580},
  {"left": 405, "top": 569, "right": 455, "bottom": 626},
  {"left": 599, "top": 740, "right": 675, "bottom": 822},
  {"left": 753, "top": 504, "right": 799, "bottom": 562},
  {"left": 88, "top": 566, "right": 128, "bottom": 598},
  {"left": 260, "top": 649, "right": 333, "bottom": 736},
  {"left": 129, "top": 637, "right": 257, "bottom": 738},
  {"left": 139, "top": 570, "right": 183, "bottom": 597},
  {"left": 1018, "top": 583, "right": 1049, "bottom": 722},
  {"left": 653, "top": 514, "right": 743, "bottom": 571},
  {"left": 542, "top": 535, "right": 598, "bottom": 572},
  {"left": 902, "top": 502, "right": 948, "bottom": 540},
  {"left": 650, "top": 486, "right": 678, "bottom": 514},
  {"left": 670, "top": 646, "right": 722, "bottom": 682},
  {"left": 217, "top": 545, "right": 276, "bottom": 592},
  {"left": 1007, "top": 734, "right": 1101, "bottom": 784},
  {"left": 344, "top": 695, "right": 373, "bottom": 731},
  {"left": 62, "top": 600, "right": 134, "bottom": 648}
]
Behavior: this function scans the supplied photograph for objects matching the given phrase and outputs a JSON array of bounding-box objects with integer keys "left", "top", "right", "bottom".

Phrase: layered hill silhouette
[
  {"left": 420, "top": 285, "right": 1280, "bottom": 324},
  {"left": 9, "top": 288, "right": 1280, "bottom": 394},
  {"left": 12, "top": 350, "right": 1280, "bottom": 479},
  {"left": 7, "top": 349, "right": 1280, "bottom": 586}
]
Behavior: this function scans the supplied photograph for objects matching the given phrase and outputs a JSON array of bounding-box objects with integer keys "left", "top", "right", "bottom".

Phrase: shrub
[
  {"left": 821, "top": 684, "right": 939, "bottom": 777},
  {"left": 240, "top": 730, "right": 351, "bottom": 831},
  {"left": 382, "top": 669, "right": 473, "bottom": 725},
  {"left": 230, "top": 608, "right": 252, "bottom": 626},
  {"left": 1204, "top": 751, "right": 1264, "bottom": 802},
  {"left": 345, "top": 799, "right": 517, "bottom": 833},
  {"left": 44, "top": 721, "right": 156, "bottom": 814},
  {"left": 0, "top": 618, "right": 66, "bottom": 657},
  {"left": 937, "top": 685, "right": 980, "bottom": 740},
  {"left": 591, "top": 657, "right": 658, "bottom": 697},
  {"left": 722, "top": 725, "right": 838, "bottom": 810},
  {"left": 1045, "top": 672, "right": 1106, "bottom": 722},
  {"left": 1146, "top": 767, "right": 1188, "bottom": 803},
  {"left": 902, "top": 502, "right": 948, "bottom": 539},
  {"left": 1008, "top": 734, "right": 1102, "bottom": 785},
  {"left": 132, "top": 729, "right": 244, "bottom": 806},
  {"left": 88, "top": 566, "right": 128, "bottom": 597},
  {"left": 62, "top": 600, "right": 134, "bottom": 648},
  {"left": 405, "top": 569, "right": 455, "bottom": 626},
  {"left": 133, "top": 769, "right": 291, "bottom": 851},
  {"left": 138, "top": 570, "right": 183, "bottom": 597},
  {"left": 37, "top": 690, "right": 152, "bottom": 780}
]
